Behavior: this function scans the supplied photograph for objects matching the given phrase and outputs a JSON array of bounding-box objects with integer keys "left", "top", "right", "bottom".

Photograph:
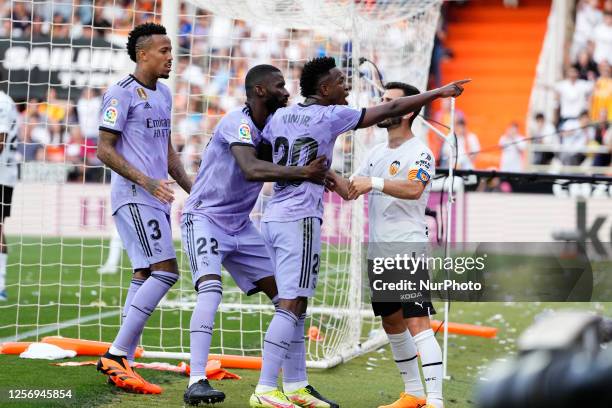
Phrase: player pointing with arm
[
  {"left": 330, "top": 82, "right": 443, "bottom": 408},
  {"left": 95, "top": 23, "right": 191, "bottom": 394},
  {"left": 252, "top": 57, "right": 466, "bottom": 408},
  {"left": 180, "top": 64, "right": 330, "bottom": 406}
]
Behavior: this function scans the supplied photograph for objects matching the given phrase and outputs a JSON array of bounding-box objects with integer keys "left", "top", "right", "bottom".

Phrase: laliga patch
[
  {"left": 389, "top": 160, "right": 400, "bottom": 176},
  {"left": 408, "top": 166, "right": 431, "bottom": 186},
  {"left": 136, "top": 87, "right": 148, "bottom": 100},
  {"left": 238, "top": 123, "right": 252, "bottom": 142},
  {"left": 102, "top": 107, "right": 118, "bottom": 126}
]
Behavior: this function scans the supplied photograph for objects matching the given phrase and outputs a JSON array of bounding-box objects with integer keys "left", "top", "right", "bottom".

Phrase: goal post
[{"left": 0, "top": 0, "right": 442, "bottom": 369}]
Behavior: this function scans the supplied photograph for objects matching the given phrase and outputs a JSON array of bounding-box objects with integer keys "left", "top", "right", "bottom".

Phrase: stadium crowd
[
  {"left": 1, "top": 0, "right": 611, "bottom": 182},
  {"left": 0, "top": 1, "right": 354, "bottom": 182},
  {"left": 536, "top": 0, "right": 612, "bottom": 168}
]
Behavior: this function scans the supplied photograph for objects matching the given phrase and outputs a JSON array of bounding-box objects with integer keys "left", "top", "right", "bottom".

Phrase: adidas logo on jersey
[{"left": 144, "top": 102, "right": 152, "bottom": 109}]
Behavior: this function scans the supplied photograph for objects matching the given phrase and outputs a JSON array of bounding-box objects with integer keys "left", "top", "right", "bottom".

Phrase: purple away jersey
[
  {"left": 262, "top": 103, "right": 364, "bottom": 222},
  {"left": 99, "top": 75, "right": 172, "bottom": 215},
  {"left": 182, "top": 106, "right": 267, "bottom": 234}
]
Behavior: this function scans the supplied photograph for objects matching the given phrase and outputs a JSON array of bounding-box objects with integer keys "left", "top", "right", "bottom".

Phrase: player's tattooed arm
[
  {"left": 348, "top": 177, "right": 425, "bottom": 200},
  {"left": 167, "top": 139, "right": 192, "bottom": 194},
  {"left": 97, "top": 130, "right": 175, "bottom": 204},
  {"left": 358, "top": 79, "right": 471, "bottom": 129},
  {"left": 231, "top": 145, "right": 328, "bottom": 184},
  {"left": 325, "top": 171, "right": 351, "bottom": 200}
]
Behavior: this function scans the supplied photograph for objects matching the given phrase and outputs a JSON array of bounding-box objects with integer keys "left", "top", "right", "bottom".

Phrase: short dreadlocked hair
[
  {"left": 126, "top": 22, "right": 167, "bottom": 63},
  {"left": 299, "top": 56, "right": 336, "bottom": 98}
]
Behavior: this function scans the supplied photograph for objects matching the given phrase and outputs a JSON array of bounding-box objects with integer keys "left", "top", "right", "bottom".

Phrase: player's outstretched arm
[
  {"left": 97, "top": 129, "right": 175, "bottom": 204},
  {"left": 167, "top": 138, "right": 192, "bottom": 194},
  {"left": 231, "top": 145, "right": 328, "bottom": 183},
  {"left": 348, "top": 177, "right": 426, "bottom": 200},
  {"left": 325, "top": 171, "right": 351, "bottom": 200},
  {"left": 357, "top": 79, "right": 471, "bottom": 129}
]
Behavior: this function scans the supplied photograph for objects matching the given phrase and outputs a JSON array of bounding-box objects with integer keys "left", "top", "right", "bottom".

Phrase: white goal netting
[{"left": 0, "top": 0, "right": 440, "bottom": 368}]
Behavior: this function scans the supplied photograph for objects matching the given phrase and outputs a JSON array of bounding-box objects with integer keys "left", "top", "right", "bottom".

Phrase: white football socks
[
  {"left": 414, "top": 329, "right": 443, "bottom": 407},
  {"left": 387, "top": 330, "right": 424, "bottom": 397}
]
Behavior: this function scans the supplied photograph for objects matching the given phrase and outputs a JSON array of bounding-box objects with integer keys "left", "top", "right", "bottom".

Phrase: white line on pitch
[{"left": 0, "top": 310, "right": 121, "bottom": 343}]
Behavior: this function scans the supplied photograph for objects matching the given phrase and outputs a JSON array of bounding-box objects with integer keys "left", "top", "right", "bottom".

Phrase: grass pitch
[{"left": 0, "top": 237, "right": 609, "bottom": 407}]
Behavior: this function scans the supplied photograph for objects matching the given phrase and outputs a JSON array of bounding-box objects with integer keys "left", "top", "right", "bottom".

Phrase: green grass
[{"left": 1, "top": 237, "right": 610, "bottom": 407}]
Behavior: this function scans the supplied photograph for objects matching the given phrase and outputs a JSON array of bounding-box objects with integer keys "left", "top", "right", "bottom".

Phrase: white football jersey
[
  {"left": 0, "top": 91, "right": 18, "bottom": 187},
  {"left": 355, "top": 136, "right": 435, "bottom": 244}
]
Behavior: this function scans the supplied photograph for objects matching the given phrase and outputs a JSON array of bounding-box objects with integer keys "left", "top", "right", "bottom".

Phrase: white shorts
[
  {"left": 181, "top": 213, "right": 274, "bottom": 293},
  {"left": 114, "top": 203, "right": 176, "bottom": 269},
  {"left": 261, "top": 217, "right": 321, "bottom": 299}
]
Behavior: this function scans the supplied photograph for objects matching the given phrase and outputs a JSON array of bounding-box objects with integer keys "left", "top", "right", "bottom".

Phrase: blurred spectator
[
  {"left": 594, "top": 108, "right": 611, "bottom": 143},
  {"left": 33, "top": 0, "right": 73, "bottom": 22},
  {"left": 589, "top": 10, "right": 612, "bottom": 65},
  {"left": 439, "top": 117, "right": 480, "bottom": 169},
  {"left": 590, "top": 62, "right": 612, "bottom": 121},
  {"left": 17, "top": 122, "right": 43, "bottom": 162},
  {"left": 26, "top": 111, "right": 52, "bottom": 145},
  {"left": 50, "top": 13, "right": 70, "bottom": 39},
  {"left": 529, "top": 112, "right": 558, "bottom": 165},
  {"left": 593, "top": 123, "right": 612, "bottom": 166},
  {"left": 38, "top": 88, "right": 67, "bottom": 144},
  {"left": 555, "top": 66, "right": 593, "bottom": 125},
  {"left": 92, "top": 10, "right": 111, "bottom": 37},
  {"left": 76, "top": 87, "right": 101, "bottom": 141},
  {"left": 573, "top": 50, "right": 599, "bottom": 80},
  {"left": 559, "top": 111, "right": 594, "bottom": 165},
  {"left": 498, "top": 122, "right": 526, "bottom": 172},
  {"left": 7, "top": 1, "right": 32, "bottom": 38},
  {"left": 65, "top": 126, "right": 85, "bottom": 181},
  {"left": 572, "top": 0, "right": 603, "bottom": 61}
]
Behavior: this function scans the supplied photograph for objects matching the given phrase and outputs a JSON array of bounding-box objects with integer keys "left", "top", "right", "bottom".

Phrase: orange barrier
[
  {"left": 41, "top": 336, "right": 145, "bottom": 357},
  {"left": 0, "top": 337, "right": 262, "bottom": 370},
  {"left": 431, "top": 320, "right": 497, "bottom": 338},
  {"left": 0, "top": 341, "right": 33, "bottom": 354},
  {"left": 209, "top": 354, "right": 262, "bottom": 370}
]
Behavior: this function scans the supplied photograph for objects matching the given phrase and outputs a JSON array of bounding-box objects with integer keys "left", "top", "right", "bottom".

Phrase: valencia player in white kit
[
  {"left": 331, "top": 82, "right": 443, "bottom": 408},
  {"left": 251, "top": 57, "right": 467, "bottom": 408},
  {"left": 0, "top": 87, "right": 18, "bottom": 302}
]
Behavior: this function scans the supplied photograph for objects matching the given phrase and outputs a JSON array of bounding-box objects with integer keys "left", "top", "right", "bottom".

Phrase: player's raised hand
[
  {"left": 304, "top": 155, "right": 329, "bottom": 184},
  {"left": 436, "top": 79, "right": 471, "bottom": 98},
  {"left": 348, "top": 176, "right": 373, "bottom": 200},
  {"left": 144, "top": 178, "right": 175, "bottom": 204}
]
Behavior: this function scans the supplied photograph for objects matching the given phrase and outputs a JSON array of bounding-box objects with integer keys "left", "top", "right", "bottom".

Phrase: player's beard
[
  {"left": 265, "top": 97, "right": 285, "bottom": 114},
  {"left": 377, "top": 116, "right": 402, "bottom": 129}
]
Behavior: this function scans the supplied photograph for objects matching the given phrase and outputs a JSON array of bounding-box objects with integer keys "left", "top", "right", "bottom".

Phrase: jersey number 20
[{"left": 273, "top": 136, "right": 319, "bottom": 187}]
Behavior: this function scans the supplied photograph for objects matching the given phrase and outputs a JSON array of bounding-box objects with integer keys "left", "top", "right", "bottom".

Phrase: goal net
[{"left": 0, "top": 0, "right": 441, "bottom": 368}]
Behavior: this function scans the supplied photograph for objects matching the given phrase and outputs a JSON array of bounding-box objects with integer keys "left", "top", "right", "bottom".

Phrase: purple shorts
[
  {"left": 114, "top": 203, "right": 176, "bottom": 269},
  {"left": 261, "top": 217, "right": 321, "bottom": 299},
  {"left": 181, "top": 213, "right": 274, "bottom": 293}
]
